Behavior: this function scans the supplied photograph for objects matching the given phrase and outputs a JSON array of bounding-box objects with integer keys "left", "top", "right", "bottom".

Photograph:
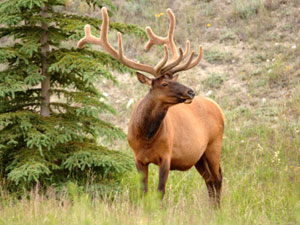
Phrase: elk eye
[{"left": 162, "top": 83, "right": 168, "bottom": 87}]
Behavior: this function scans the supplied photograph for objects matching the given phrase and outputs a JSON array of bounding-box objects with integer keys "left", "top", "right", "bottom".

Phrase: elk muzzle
[{"left": 183, "top": 89, "right": 195, "bottom": 104}]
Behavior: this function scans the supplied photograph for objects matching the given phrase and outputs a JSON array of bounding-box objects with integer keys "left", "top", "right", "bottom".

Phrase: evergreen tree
[{"left": 0, "top": 0, "right": 145, "bottom": 191}]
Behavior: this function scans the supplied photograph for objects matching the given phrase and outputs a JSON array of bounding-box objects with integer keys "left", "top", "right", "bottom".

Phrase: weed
[
  {"left": 232, "top": 0, "right": 264, "bottom": 20},
  {"left": 250, "top": 53, "right": 266, "bottom": 64},
  {"left": 220, "top": 31, "right": 238, "bottom": 43},
  {"left": 204, "top": 48, "right": 234, "bottom": 64},
  {"left": 203, "top": 73, "right": 225, "bottom": 89},
  {"left": 265, "top": 55, "right": 292, "bottom": 86}
]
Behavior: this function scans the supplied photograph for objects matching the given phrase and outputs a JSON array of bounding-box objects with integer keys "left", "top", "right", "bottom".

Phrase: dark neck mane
[{"left": 135, "top": 92, "right": 168, "bottom": 140}]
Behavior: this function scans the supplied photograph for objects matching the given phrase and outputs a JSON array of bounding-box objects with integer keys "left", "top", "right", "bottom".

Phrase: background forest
[{"left": 0, "top": 0, "right": 300, "bottom": 224}]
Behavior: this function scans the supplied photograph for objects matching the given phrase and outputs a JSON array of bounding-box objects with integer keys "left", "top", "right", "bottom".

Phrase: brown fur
[{"left": 127, "top": 75, "right": 224, "bottom": 207}]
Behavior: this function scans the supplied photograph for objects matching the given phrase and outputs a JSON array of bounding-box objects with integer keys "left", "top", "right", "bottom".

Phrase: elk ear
[
  {"left": 136, "top": 72, "right": 152, "bottom": 86},
  {"left": 172, "top": 74, "right": 179, "bottom": 81}
]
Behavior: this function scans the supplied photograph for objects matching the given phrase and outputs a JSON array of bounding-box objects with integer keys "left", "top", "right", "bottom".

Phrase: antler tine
[
  {"left": 166, "top": 8, "right": 179, "bottom": 61},
  {"left": 77, "top": 7, "right": 118, "bottom": 58},
  {"left": 154, "top": 45, "right": 169, "bottom": 75},
  {"left": 169, "top": 51, "right": 195, "bottom": 74},
  {"left": 117, "top": 32, "right": 124, "bottom": 60},
  {"left": 145, "top": 27, "right": 165, "bottom": 51},
  {"left": 145, "top": 8, "right": 180, "bottom": 62},
  {"left": 186, "top": 45, "right": 203, "bottom": 70},
  {"left": 161, "top": 40, "right": 191, "bottom": 74},
  {"left": 182, "top": 41, "right": 190, "bottom": 59},
  {"left": 99, "top": 7, "right": 119, "bottom": 58},
  {"left": 161, "top": 48, "right": 183, "bottom": 74},
  {"left": 169, "top": 45, "right": 203, "bottom": 74},
  {"left": 77, "top": 25, "right": 101, "bottom": 48}
]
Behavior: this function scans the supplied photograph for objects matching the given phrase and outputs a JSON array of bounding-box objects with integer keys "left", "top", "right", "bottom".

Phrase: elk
[{"left": 77, "top": 7, "right": 224, "bottom": 207}]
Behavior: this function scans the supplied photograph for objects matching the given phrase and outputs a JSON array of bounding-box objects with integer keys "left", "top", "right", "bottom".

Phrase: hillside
[{"left": 100, "top": 0, "right": 300, "bottom": 133}]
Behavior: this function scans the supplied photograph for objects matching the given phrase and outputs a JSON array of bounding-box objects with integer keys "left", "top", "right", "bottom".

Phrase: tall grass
[{"left": 1, "top": 107, "right": 299, "bottom": 225}]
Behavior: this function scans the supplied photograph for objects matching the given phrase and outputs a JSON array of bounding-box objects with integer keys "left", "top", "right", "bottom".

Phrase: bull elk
[{"left": 78, "top": 7, "right": 224, "bottom": 207}]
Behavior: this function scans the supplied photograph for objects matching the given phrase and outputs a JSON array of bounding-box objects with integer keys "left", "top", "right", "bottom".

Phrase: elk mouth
[
  {"left": 184, "top": 98, "right": 193, "bottom": 104},
  {"left": 179, "top": 97, "right": 193, "bottom": 104}
]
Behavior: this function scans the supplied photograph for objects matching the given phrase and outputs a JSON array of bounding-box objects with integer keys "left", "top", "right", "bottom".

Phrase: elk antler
[
  {"left": 145, "top": 9, "right": 203, "bottom": 75},
  {"left": 77, "top": 7, "right": 167, "bottom": 77},
  {"left": 77, "top": 7, "right": 202, "bottom": 77}
]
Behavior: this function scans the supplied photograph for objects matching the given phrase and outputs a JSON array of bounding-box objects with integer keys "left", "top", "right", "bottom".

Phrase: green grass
[
  {"left": 203, "top": 73, "right": 225, "bottom": 89},
  {"left": 204, "top": 48, "right": 234, "bottom": 64},
  {"left": 0, "top": 108, "right": 299, "bottom": 225},
  {"left": 232, "top": 0, "right": 264, "bottom": 20}
]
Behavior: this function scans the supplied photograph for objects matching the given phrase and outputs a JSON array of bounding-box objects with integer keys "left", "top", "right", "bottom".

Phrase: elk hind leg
[
  {"left": 195, "top": 156, "right": 215, "bottom": 202},
  {"left": 204, "top": 139, "right": 223, "bottom": 208}
]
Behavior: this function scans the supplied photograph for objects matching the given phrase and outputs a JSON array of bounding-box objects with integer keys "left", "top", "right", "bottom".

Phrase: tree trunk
[{"left": 40, "top": 3, "right": 50, "bottom": 117}]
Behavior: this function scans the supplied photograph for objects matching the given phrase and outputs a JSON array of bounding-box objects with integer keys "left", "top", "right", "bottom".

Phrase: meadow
[
  {"left": 1, "top": 0, "right": 300, "bottom": 224},
  {"left": 0, "top": 113, "right": 299, "bottom": 224}
]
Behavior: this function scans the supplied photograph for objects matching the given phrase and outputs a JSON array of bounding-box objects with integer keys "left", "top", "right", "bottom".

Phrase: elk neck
[{"left": 134, "top": 91, "right": 169, "bottom": 141}]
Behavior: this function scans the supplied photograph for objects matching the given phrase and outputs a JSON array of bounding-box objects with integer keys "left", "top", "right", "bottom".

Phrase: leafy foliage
[{"left": 0, "top": 0, "right": 141, "bottom": 191}]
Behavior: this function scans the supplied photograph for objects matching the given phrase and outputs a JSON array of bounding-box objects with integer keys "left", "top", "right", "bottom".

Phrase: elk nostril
[{"left": 187, "top": 90, "right": 195, "bottom": 98}]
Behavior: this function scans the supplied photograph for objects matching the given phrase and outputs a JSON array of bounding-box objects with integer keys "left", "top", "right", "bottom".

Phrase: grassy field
[
  {"left": 1, "top": 0, "right": 300, "bottom": 224},
  {"left": 0, "top": 109, "right": 299, "bottom": 224}
]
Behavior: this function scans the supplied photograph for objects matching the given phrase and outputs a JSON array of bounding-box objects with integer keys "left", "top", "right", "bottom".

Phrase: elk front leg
[
  {"left": 158, "top": 158, "right": 170, "bottom": 197},
  {"left": 135, "top": 161, "right": 149, "bottom": 193}
]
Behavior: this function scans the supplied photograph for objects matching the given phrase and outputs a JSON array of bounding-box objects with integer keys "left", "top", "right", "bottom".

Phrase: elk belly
[{"left": 170, "top": 140, "right": 207, "bottom": 171}]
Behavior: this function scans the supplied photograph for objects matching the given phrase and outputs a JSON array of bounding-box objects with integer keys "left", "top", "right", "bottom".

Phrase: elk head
[
  {"left": 77, "top": 7, "right": 202, "bottom": 105},
  {"left": 136, "top": 72, "right": 195, "bottom": 105}
]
